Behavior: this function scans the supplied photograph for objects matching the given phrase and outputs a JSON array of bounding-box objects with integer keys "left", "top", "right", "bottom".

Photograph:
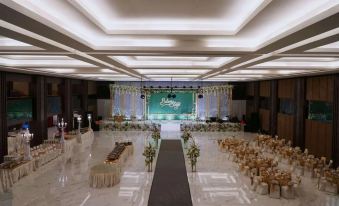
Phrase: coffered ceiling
[{"left": 0, "top": 0, "right": 338, "bottom": 82}]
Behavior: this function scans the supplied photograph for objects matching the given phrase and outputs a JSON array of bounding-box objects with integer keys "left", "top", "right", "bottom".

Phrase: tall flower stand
[
  {"left": 143, "top": 143, "right": 156, "bottom": 172},
  {"left": 187, "top": 140, "right": 200, "bottom": 172}
]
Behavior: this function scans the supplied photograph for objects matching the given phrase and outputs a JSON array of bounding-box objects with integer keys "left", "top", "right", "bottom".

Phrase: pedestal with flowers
[
  {"left": 151, "top": 128, "right": 161, "bottom": 149},
  {"left": 187, "top": 139, "right": 200, "bottom": 172},
  {"left": 181, "top": 129, "right": 192, "bottom": 149},
  {"left": 143, "top": 142, "right": 156, "bottom": 172}
]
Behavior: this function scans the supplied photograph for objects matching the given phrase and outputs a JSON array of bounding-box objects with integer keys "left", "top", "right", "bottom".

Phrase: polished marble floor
[{"left": 1, "top": 131, "right": 338, "bottom": 206}]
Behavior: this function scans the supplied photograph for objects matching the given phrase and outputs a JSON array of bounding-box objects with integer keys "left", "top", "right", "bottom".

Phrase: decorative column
[
  {"left": 0, "top": 71, "right": 7, "bottom": 163},
  {"left": 270, "top": 80, "right": 278, "bottom": 136},
  {"left": 332, "top": 74, "right": 339, "bottom": 167},
  {"left": 294, "top": 78, "right": 306, "bottom": 149},
  {"left": 63, "top": 79, "right": 72, "bottom": 130},
  {"left": 31, "top": 76, "right": 47, "bottom": 146}
]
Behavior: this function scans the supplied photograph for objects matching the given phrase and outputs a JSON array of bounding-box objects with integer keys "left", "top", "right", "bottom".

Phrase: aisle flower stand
[
  {"left": 143, "top": 143, "right": 156, "bottom": 172},
  {"left": 151, "top": 129, "right": 161, "bottom": 149},
  {"left": 187, "top": 140, "right": 200, "bottom": 172},
  {"left": 181, "top": 129, "right": 192, "bottom": 149}
]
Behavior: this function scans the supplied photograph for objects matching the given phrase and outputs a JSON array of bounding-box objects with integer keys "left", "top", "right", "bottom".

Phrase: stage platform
[{"left": 158, "top": 121, "right": 182, "bottom": 140}]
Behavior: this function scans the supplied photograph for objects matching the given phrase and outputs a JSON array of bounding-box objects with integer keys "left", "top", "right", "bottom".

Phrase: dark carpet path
[{"left": 148, "top": 140, "right": 193, "bottom": 206}]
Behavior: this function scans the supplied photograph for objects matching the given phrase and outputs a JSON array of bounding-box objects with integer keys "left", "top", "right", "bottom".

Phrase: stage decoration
[
  {"left": 110, "top": 84, "right": 233, "bottom": 120},
  {"left": 151, "top": 128, "right": 161, "bottom": 149},
  {"left": 148, "top": 90, "right": 196, "bottom": 120},
  {"left": 143, "top": 142, "right": 156, "bottom": 172},
  {"left": 187, "top": 139, "right": 200, "bottom": 172}
]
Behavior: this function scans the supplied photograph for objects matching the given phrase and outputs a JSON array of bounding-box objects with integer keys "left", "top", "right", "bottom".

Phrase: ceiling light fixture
[
  {"left": 168, "top": 77, "right": 176, "bottom": 99},
  {"left": 140, "top": 77, "right": 145, "bottom": 99}
]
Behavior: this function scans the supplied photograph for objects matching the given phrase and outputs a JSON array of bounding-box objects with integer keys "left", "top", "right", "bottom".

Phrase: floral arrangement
[
  {"left": 151, "top": 128, "right": 161, "bottom": 148},
  {"left": 142, "top": 142, "right": 156, "bottom": 172},
  {"left": 180, "top": 123, "right": 241, "bottom": 132},
  {"left": 103, "top": 122, "right": 161, "bottom": 131},
  {"left": 187, "top": 140, "right": 200, "bottom": 172},
  {"left": 181, "top": 129, "right": 192, "bottom": 145}
]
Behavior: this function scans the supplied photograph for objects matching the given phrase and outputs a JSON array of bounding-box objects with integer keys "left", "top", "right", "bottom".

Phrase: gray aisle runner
[{"left": 148, "top": 140, "right": 193, "bottom": 206}]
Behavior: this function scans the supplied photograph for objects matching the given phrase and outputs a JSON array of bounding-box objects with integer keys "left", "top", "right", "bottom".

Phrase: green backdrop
[{"left": 147, "top": 91, "right": 196, "bottom": 120}]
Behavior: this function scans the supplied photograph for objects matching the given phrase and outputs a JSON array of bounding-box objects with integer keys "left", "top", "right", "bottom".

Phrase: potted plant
[
  {"left": 151, "top": 128, "right": 161, "bottom": 148},
  {"left": 142, "top": 142, "right": 156, "bottom": 172},
  {"left": 187, "top": 140, "right": 200, "bottom": 172}
]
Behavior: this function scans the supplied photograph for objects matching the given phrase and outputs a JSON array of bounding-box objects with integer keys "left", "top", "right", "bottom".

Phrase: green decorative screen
[{"left": 148, "top": 91, "right": 196, "bottom": 120}]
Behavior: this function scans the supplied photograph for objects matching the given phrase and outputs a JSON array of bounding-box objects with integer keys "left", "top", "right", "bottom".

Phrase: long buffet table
[
  {"left": 89, "top": 143, "right": 133, "bottom": 188},
  {"left": 0, "top": 129, "right": 94, "bottom": 193}
]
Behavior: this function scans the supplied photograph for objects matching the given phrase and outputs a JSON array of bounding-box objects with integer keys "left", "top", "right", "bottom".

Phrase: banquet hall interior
[{"left": 0, "top": 0, "right": 339, "bottom": 206}]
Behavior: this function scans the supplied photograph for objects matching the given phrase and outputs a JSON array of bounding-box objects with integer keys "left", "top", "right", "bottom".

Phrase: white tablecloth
[
  {"left": 89, "top": 145, "right": 133, "bottom": 188},
  {"left": 1, "top": 146, "right": 62, "bottom": 193},
  {"left": 0, "top": 161, "right": 35, "bottom": 193},
  {"left": 89, "top": 163, "right": 121, "bottom": 188},
  {"left": 7, "top": 135, "right": 23, "bottom": 155},
  {"left": 33, "top": 149, "right": 62, "bottom": 169}
]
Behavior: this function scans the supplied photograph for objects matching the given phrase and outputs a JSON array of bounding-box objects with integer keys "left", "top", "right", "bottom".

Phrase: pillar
[{"left": 0, "top": 72, "right": 7, "bottom": 163}]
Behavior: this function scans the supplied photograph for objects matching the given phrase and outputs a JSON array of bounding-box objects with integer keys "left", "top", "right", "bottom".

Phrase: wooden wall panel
[
  {"left": 306, "top": 78, "right": 312, "bottom": 100},
  {"left": 278, "top": 79, "right": 295, "bottom": 99},
  {"left": 259, "top": 109, "right": 270, "bottom": 132},
  {"left": 306, "top": 76, "right": 333, "bottom": 102},
  {"left": 260, "top": 81, "right": 270, "bottom": 97},
  {"left": 320, "top": 77, "right": 327, "bottom": 101},
  {"left": 277, "top": 113, "right": 294, "bottom": 142},
  {"left": 247, "top": 82, "right": 254, "bottom": 96},
  {"left": 246, "top": 101, "right": 254, "bottom": 118},
  {"left": 88, "top": 81, "right": 97, "bottom": 95},
  {"left": 305, "top": 120, "right": 332, "bottom": 160}
]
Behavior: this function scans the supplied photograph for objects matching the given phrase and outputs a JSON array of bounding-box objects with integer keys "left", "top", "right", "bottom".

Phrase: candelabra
[
  {"left": 87, "top": 114, "right": 92, "bottom": 130},
  {"left": 58, "top": 118, "right": 67, "bottom": 152},
  {"left": 77, "top": 116, "right": 82, "bottom": 134},
  {"left": 77, "top": 116, "right": 82, "bottom": 143},
  {"left": 22, "top": 128, "right": 33, "bottom": 161}
]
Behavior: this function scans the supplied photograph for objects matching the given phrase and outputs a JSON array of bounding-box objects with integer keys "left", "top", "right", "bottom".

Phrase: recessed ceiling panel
[{"left": 70, "top": 0, "right": 271, "bottom": 35}]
